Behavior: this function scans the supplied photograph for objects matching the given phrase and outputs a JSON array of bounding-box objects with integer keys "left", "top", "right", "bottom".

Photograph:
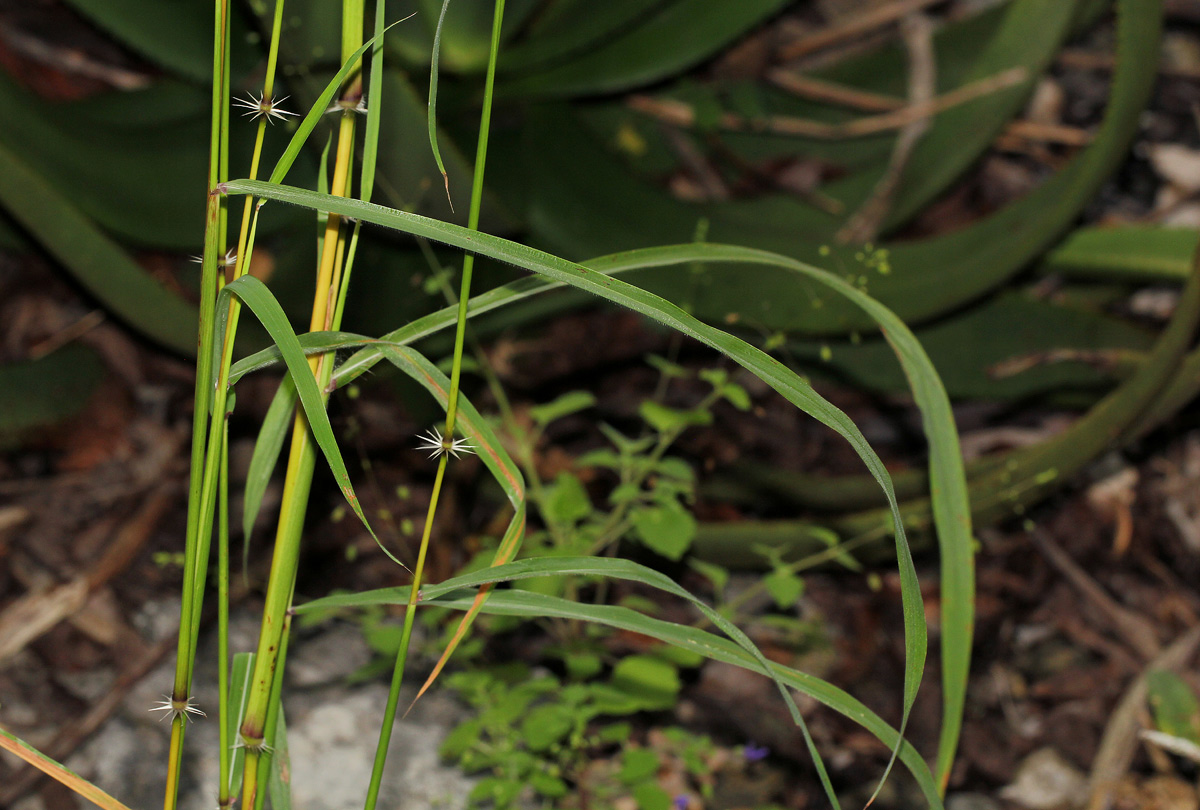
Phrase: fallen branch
[{"left": 628, "top": 65, "right": 1028, "bottom": 141}]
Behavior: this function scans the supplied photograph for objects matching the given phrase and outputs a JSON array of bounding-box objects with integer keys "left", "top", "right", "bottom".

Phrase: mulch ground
[{"left": 5, "top": 2, "right": 1200, "bottom": 809}]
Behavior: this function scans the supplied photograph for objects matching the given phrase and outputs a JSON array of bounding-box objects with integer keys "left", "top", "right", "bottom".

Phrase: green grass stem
[
  {"left": 164, "top": 3, "right": 229, "bottom": 807},
  {"left": 362, "top": 2, "right": 507, "bottom": 804}
]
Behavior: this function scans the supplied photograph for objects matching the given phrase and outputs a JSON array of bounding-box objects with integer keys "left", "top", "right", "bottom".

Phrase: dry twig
[
  {"left": 837, "top": 13, "right": 936, "bottom": 244},
  {"left": 628, "top": 66, "right": 1027, "bottom": 141},
  {"left": 778, "top": 0, "right": 950, "bottom": 61}
]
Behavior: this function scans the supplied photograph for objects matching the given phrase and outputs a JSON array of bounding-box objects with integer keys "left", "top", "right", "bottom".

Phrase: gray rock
[
  {"left": 287, "top": 627, "right": 373, "bottom": 688},
  {"left": 76, "top": 609, "right": 474, "bottom": 810},
  {"left": 286, "top": 684, "right": 474, "bottom": 810},
  {"left": 947, "top": 793, "right": 1003, "bottom": 810},
  {"left": 1000, "top": 747, "right": 1087, "bottom": 810}
]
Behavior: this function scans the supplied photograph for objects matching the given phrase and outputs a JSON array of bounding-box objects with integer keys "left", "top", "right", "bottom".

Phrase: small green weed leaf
[
  {"left": 563, "top": 649, "right": 603, "bottom": 680},
  {"left": 618, "top": 747, "right": 660, "bottom": 785},
  {"left": 576, "top": 448, "right": 623, "bottom": 470},
  {"left": 1147, "top": 670, "right": 1200, "bottom": 744},
  {"left": 611, "top": 654, "right": 680, "bottom": 711},
  {"left": 484, "top": 690, "right": 538, "bottom": 727},
  {"left": 764, "top": 570, "right": 805, "bottom": 610},
  {"left": 719, "top": 383, "right": 751, "bottom": 410},
  {"left": 530, "top": 390, "right": 597, "bottom": 426},
  {"left": 653, "top": 457, "right": 695, "bottom": 482},
  {"left": 630, "top": 501, "right": 696, "bottom": 561},
  {"left": 363, "top": 620, "right": 404, "bottom": 655},
  {"left": 632, "top": 782, "right": 672, "bottom": 810},
  {"left": 646, "top": 353, "right": 689, "bottom": 378},
  {"left": 609, "top": 482, "right": 643, "bottom": 506},
  {"left": 639, "top": 401, "right": 713, "bottom": 433},
  {"left": 469, "top": 777, "right": 523, "bottom": 807},
  {"left": 544, "top": 472, "right": 592, "bottom": 526},
  {"left": 649, "top": 478, "right": 693, "bottom": 504},
  {"left": 441, "top": 718, "right": 483, "bottom": 759},
  {"left": 528, "top": 771, "right": 569, "bottom": 799},
  {"left": 599, "top": 423, "right": 656, "bottom": 458},
  {"left": 520, "top": 704, "right": 573, "bottom": 752},
  {"left": 597, "top": 722, "right": 632, "bottom": 744}
]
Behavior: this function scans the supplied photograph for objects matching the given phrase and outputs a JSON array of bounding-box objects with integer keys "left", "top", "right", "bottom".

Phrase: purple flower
[
  {"left": 743, "top": 742, "right": 770, "bottom": 762},
  {"left": 672, "top": 795, "right": 689, "bottom": 810}
]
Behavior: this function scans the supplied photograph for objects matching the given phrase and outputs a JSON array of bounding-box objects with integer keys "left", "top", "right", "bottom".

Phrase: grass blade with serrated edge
[
  {"left": 0, "top": 727, "right": 135, "bottom": 810},
  {"left": 361, "top": 0, "right": 385, "bottom": 204},
  {"left": 229, "top": 332, "right": 400, "bottom": 384},
  {"left": 228, "top": 194, "right": 932, "bottom": 564},
  {"left": 427, "top": 0, "right": 455, "bottom": 209},
  {"left": 216, "top": 276, "right": 400, "bottom": 568},
  {"left": 226, "top": 182, "right": 957, "bottom": 797}
]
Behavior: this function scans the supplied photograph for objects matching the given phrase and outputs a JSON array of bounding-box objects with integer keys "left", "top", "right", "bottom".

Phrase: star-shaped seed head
[
  {"left": 416, "top": 427, "right": 474, "bottom": 460},
  {"left": 325, "top": 95, "right": 368, "bottom": 116},
  {"left": 233, "top": 92, "right": 297, "bottom": 124},
  {"left": 149, "top": 695, "right": 206, "bottom": 722},
  {"left": 189, "top": 249, "right": 238, "bottom": 268},
  {"left": 232, "top": 737, "right": 274, "bottom": 754}
]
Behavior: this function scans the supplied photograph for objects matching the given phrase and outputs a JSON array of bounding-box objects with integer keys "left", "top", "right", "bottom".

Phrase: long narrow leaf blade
[
  {"left": 0, "top": 727, "right": 135, "bottom": 810},
  {"left": 222, "top": 181, "right": 951, "bottom": 780},
  {"left": 218, "top": 275, "right": 403, "bottom": 569},
  {"left": 427, "top": 0, "right": 454, "bottom": 208}
]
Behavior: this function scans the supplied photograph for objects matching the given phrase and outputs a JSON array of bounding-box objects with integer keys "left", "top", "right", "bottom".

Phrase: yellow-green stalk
[{"left": 238, "top": 2, "right": 365, "bottom": 806}]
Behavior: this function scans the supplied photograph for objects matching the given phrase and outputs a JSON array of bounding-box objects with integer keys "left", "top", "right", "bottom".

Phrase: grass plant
[{"left": 1, "top": 2, "right": 981, "bottom": 809}]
